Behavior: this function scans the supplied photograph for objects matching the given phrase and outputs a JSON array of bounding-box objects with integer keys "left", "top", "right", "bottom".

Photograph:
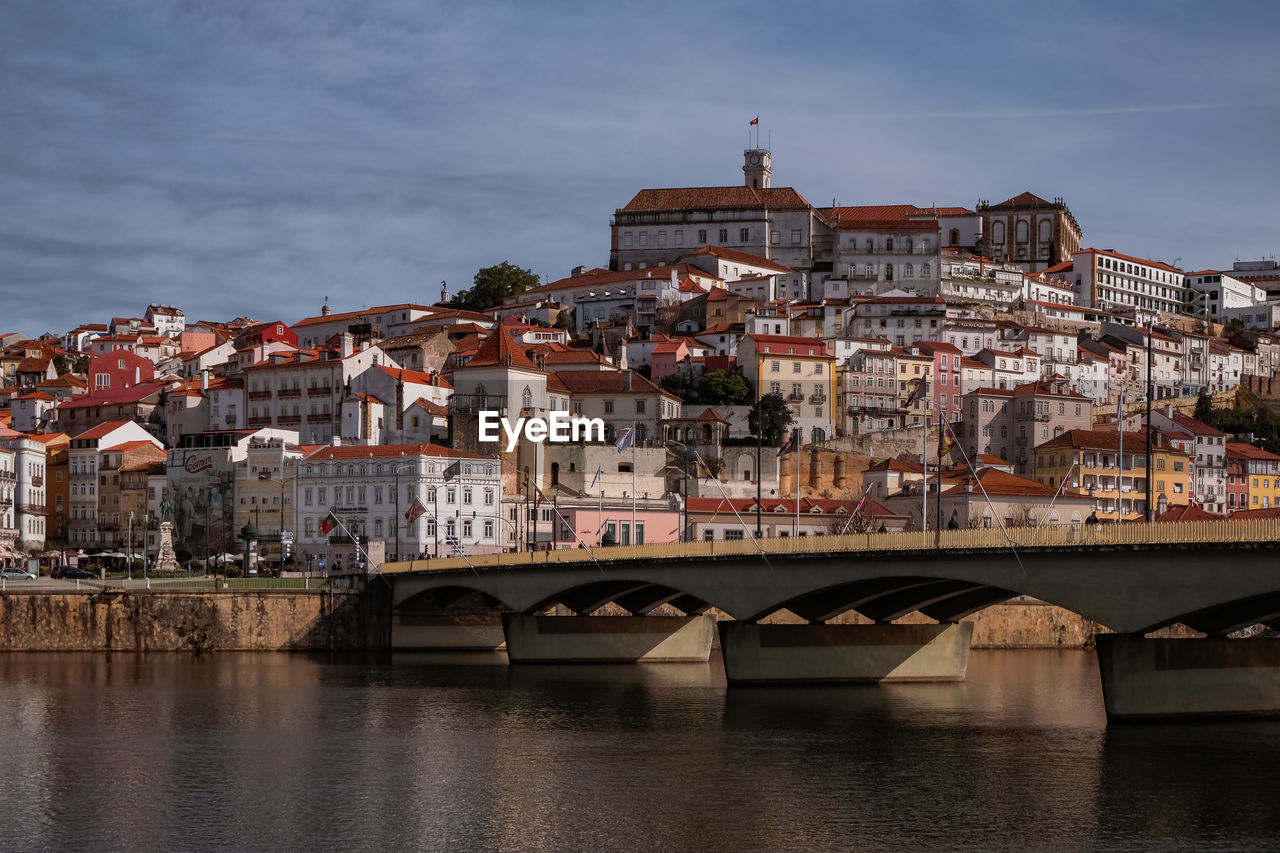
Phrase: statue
[
  {"left": 153, "top": 521, "right": 180, "bottom": 573},
  {"left": 159, "top": 494, "right": 175, "bottom": 522}
]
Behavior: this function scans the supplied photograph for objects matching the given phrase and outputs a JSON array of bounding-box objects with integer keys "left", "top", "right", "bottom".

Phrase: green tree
[
  {"left": 698, "top": 369, "right": 752, "bottom": 405},
  {"left": 748, "top": 392, "right": 795, "bottom": 446},
  {"left": 1222, "top": 317, "right": 1246, "bottom": 338},
  {"left": 449, "top": 261, "right": 539, "bottom": 312},
  {"left": 701, "top": 456, "right": 726, "bottom": 479},
  {"left": 1194, "top": 391, "right": 1214, "bottom": 424},
  {"left": 660, "top": 372, "right": 696, "bottom": 402}
]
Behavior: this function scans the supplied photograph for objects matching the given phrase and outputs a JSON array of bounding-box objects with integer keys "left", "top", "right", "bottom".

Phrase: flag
[
  {"left": 318, "top": 511, "right": 339, "bottom": 536},
  {"left": 697, "top": 458, "right": 713, "bottom": 479},
  {"left": 442, "top": 460, "right": 461, "bottom": 482},
  {"left": 938, "top": 422, "right": 956, "bottom": 459},
  {"left": 904, "top": 377, "right": 927, "bottom": 409},
  {"left": 404, "top": 498, "right": 426, "bottom": 525},
  {"left": 777, "top": 430, "right": 798, "bottom": 457},
  {"left": 614, "top": 427, "right": 634, "bottom": 453},
  {"left": 749, "top": 116, "right": 759, "bottom": 126},
  {"left": 590, "top": 466, "right": 602, "bottom": 489}
]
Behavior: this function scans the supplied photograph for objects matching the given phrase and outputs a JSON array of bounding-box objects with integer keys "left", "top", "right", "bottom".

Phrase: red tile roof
[
  {"left": 1075, "top": 248, "right": 1183, "bottom": 274},
  {"left": 680, "top": 245, "right": 793, "bottom": 274},
  {"left": 304, "top": 443, "right": 489, "bottom": 461},
  {"left": 464, "top": 326, "right": 540, "bottom": 371},
  {"left": 621, "top": 186, "right": 813, "bottom": 212}
]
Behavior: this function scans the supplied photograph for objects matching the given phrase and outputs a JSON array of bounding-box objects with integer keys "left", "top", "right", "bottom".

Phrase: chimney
[
  {"left": 340, "top": 333, "right": 354, "bottom": 358},
  {"left": 624, "top": 371, "right": 632, "bottom": 392},
  {"left": 617, "top": 342, "right": 628, "bottom": 371},
  {"left": 1164, "top": 404, "right": 1173, "bottom": 418},
  {"left": 671, "top": 270, "right": 678, "bottom": 289},
  {"left": 201, "top": 370, "right": 209, "bottom": 391}
]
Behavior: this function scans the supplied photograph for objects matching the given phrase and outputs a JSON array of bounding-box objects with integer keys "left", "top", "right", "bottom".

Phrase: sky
[{"left": 2, "top": 0, "right": 1278, "bottom": 337}]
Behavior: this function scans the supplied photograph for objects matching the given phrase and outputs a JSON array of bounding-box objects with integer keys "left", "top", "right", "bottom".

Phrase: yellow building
[
  {"left": 740, "top": 334, "right": 836, "bottom": 443},
  {"left": 893, "top": 347, "right": 934, "bottom": 426},
  {"left": 1228, "top": 442, "right": 1280, "bottom": 511},
  {"left": 1034, "top": 428, "right": 1191, "bottom": 521}
]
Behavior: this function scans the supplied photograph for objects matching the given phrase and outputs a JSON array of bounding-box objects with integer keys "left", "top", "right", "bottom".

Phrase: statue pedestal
[{"left": 154, "top": 521, "right": 180, "bottom": 573}]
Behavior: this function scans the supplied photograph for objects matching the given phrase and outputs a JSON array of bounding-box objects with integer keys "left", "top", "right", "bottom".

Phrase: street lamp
[
  {"left": 392, "top": 460, "right": 415, "bottom": 561},
  {"left": 665, "top": 439, "right": 692, "bottom": 543},
  {"left": 259, "top": 468, "right": 295, "bottom": 574}
]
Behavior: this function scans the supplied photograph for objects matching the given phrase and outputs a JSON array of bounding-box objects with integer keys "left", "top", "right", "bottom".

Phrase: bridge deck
[{"left": 381, "top": 517, "right": 1280, "bottom": 575}]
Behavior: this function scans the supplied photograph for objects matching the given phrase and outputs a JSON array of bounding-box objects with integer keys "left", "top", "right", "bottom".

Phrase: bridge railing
[{"left": 379, "top": 517, "right": 1280, "bottom": 574}]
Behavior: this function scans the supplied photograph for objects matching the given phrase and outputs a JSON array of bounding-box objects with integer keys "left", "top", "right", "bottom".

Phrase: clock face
[{"left": 749, "top": 153, "right": 761, "bottom": 165}]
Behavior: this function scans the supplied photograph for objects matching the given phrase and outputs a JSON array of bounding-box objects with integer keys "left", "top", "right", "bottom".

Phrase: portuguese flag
[{"left": 319, "top": 511, "right": 340, "bottom": 536}]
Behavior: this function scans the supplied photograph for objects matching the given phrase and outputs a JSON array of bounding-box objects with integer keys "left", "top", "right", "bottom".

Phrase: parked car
[
  {"left": 0, "top": 567, "right": 36, "bottom": 580},
  {"left": 51, "top": 565, "right": 96, "bottom": 580}
]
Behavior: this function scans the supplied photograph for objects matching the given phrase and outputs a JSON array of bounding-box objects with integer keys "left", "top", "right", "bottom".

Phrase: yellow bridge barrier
[{"left": 380, "top": 517, "right": 1280, "bottom": 575}]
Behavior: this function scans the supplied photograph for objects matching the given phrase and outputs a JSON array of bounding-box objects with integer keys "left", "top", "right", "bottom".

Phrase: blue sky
[{"left": 2, "top": 0, "right": 1278, "bottom": 336}]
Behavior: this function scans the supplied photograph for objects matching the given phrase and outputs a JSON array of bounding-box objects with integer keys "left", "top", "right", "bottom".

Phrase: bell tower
[{"left": 743, "top": 149, "right": 772, "bottom": 189}]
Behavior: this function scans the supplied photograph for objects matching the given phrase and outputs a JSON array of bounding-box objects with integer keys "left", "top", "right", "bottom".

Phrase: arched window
[
  {"left": 811, "top": 427, "right": 826, "bottom": 442},
  {"left": 1039, "top": 219, "right": 1051, "bottom": 243},
  {"left": 905, "top": 263, "right": 914, "bottom": 278},
  {"left": 992, "top": 222, "right": 1005, "bottom": 244},
  {"left": 1016, "top": 220, "right": 1029, "bottom": 242},
  {"left": 885, "top": 263, "right": 894, "bottom": 282},
  {"left": 522, "top": 386, "right": 532, "bottom": 409},
  {"left": 949, "top": 228, "right": 959, "bottom": 246}
]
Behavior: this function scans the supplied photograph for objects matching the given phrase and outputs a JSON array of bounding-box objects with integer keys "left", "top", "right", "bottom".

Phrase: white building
[
  {"left": 1185, "top": 270, "right": 1268, "bottom": 323},
  {"left": 0, "top": 434, "right": 48, "bottom": 553},
  {"left": 298, "top": 444, "right": 502, "bottom": 563},
  {"left": 1065, "top": 248, "right": 1187, "bottom": 317}
]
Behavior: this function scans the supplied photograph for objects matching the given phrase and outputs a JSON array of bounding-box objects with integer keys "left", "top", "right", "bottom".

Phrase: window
[
  {"left": 726, "top": 529, "right": 744, "bottom": 541},
  {"left": 739, "top": 228, "right": 749, "bottom": 242},
  {"left": 793, "top": 362, "right": 802, "bottom": 373},
  {"left": 771, "top": 361, "right": 780, "bottom": 373},
  {"left": 791, "top": 230, "right": 801, "bottom": 244},
  {"left": 718, "top": 228, "right": 728, "bottom": 243},
  {"left": 697, "top": 229, "right": 707, "bottom": 243},
  {"left": 771, "top": 230, "right": 780, "bottom": 245},
  {"left": 604, "top": 400, "right": 614, "bottom": 414}
]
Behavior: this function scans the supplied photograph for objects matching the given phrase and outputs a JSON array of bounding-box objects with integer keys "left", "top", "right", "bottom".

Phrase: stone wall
[{"left": 0, "top": 590, "right": 372, "bottom": 652}]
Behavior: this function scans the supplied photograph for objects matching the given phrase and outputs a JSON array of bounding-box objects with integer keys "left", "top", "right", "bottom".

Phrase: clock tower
[{"left": 743, "top": 149, "right": 772, "bottom": 189}]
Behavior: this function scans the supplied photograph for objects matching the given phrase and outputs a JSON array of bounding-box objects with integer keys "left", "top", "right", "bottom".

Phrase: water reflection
[{"left": 0, "top": 651, "right": 1275, "bottom": 851}]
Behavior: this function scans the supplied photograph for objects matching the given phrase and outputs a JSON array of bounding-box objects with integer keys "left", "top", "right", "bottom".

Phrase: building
[
  {"left": 737, "top": 334, "right": 836, "bottom": 442},
  {"left": 0, "top": 432, "right": 49, "bottom": 554},
  {"left": 1132, "top": 408, "right": 1227, "bottom": 513},
  {"left": 68, "top": 421, "right": 163, "bottom": 551},
  {"left": 1226, "top": 443, "right": 1280, "bottom": 512},
  {"left": 976, "top": 192, "right": 1082, "bottom": 272},
  {"left": 609, "top": 150, "right": 834, "bottom": 291},
  {"left": 298, "top": 443, "right": 501, "bottom": 564},
  {"left": 1034, "top": 428, "right": 1192, "bottom": 521},
  {"left": 831, "top": 206, "right": 944, "bottom": 296},
  {"left": 960, "top": 378, "right": 1094, "bottom": 476},
  {"left": 1184, "top": 270, "right": 1268, "bottom": 323},
  {"left": 1066, "top": 248, "right": 1186, "bottom": 318}
]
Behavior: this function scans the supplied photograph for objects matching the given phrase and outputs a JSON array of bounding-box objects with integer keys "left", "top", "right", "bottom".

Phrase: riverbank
[{"left": 0, "top": 589, "right": 1199, "bottom": 652}]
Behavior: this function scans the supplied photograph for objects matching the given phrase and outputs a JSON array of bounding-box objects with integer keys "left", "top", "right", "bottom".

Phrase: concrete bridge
[{"left": 380, "top": 518, "right": 1280, "bottom": 720}]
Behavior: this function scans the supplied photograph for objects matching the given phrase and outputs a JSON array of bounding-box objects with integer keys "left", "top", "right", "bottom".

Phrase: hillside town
[{"left": 3, "top": 149, "right": 1280, "bottom": 573}]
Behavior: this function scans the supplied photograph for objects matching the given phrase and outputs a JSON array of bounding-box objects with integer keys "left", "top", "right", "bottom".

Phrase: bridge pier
[
  {"left": 718, "top": 621, "right": 973, "bottom": 684},
  {"left": 502, "top": 613, "right": 715, "bottom": 663},
  {"left": 1097, "top": 635, "right": 1280, "bottom": 720},
  {"left": 391, "top": 614, "right": 506, "bottom": 650}
]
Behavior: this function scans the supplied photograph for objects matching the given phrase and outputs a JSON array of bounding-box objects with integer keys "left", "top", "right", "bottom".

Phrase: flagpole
[
  {"left": 935, "top": 405, "right": 943, "bottom": 536},
  {"left": 631, "top": 421, "right": 636, "bottom": 545},
  {"left": 793, "top": 430, "right": 800, "bottom": 538},
  {"left": 1117, "top": 393, "right": 1124, "bottom": 523},
  {"left": 695, "top": 450, "right": 776, "bottom": 571},
  {"left": 922, "top": 389, "right": 928, "bottom": 534}
]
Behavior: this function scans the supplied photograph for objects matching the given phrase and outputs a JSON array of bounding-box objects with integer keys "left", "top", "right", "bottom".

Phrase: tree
[
  {"left": 1194, "top": 391, "right": 1214, "bottom": 424},
  {"left": 701, "top": 456, "right": 726, "bottom": 479},
  {"left": 449, "top": 261, "right": 539, "bottom": 312},
  {"left": 748, "top": 392, "right": 795, "bottom": 446},
  {"left": 698, "top": 369, "right": 752, "bottom": 405},
  {"left": 1222, "top": 317, "right": 1246, "bottom": 338},
  {"left": 660, "top": 372, "right": 696, "bottom": 402}
]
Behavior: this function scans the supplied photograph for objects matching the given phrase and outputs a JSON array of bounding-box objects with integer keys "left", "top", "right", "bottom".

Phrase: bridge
[{"left": 380, "top": 518, "right": 1280, "bottom": 720}]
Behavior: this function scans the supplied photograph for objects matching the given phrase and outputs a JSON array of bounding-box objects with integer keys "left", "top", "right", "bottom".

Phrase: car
[
  {"left": 51, "top": 565, "right": 96, "bottom": 580},
  {"left": 0, "top": 568, "right": 36, "bottom": 580}
]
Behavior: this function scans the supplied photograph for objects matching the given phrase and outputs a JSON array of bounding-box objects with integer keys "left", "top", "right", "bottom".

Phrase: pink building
[
  {"left": 87, "top": 350, "right": 156, "bottom": 391},
  {"left": 913, "top": 341, "right": 963, "bottom": 423},
  {"left": 556, "top": 506, "right": 681, "bottom": 548}
]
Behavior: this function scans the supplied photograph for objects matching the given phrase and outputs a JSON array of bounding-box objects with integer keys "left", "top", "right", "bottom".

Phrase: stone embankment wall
[{"left": 0, "top": 590, "right": 377, "bottom": 652}]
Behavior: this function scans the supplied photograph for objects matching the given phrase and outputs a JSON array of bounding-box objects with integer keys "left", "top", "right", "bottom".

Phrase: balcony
[
  {"left": 305, "top": 386, "right": 332, "bottom": 397},
  {"left": 248, "top": 391, "right": 273, "bottom": 400},
  {"left": 247, "top": 417, "right": 273, "bottom": 427},
  {"left": 788, "top": 393, "right": 805, "bottom": 402},
  {"left": 810, "top": 394, "right": 827, "bottom": 404},
  {"left": 277, "top": 388, "right": 302, "bottom": 399},
  {"left": 278, "top": 415, "right": 302, "bottom": 425}
]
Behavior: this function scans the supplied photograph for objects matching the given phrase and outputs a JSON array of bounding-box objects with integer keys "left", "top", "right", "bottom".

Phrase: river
[{"left": 3, "top": 650, "right": 1280, "bottom": 852}]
